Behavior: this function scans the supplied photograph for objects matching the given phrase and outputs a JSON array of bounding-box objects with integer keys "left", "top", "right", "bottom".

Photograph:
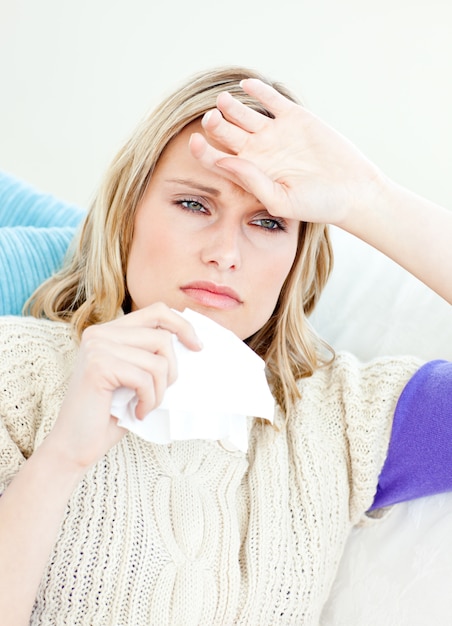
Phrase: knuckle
[
  {"left": 152, "top": 354, "right": 169, "bottom": 378},
  {"left": 80, "top": 327, "right": 111, "bottom": 374},
  {"left": 81, "top": 323, "right": 109, "bottom": 346},
  {"left": 158, "top": 327, "right": 173, "bottom": 347},
  {"left": 81, "top": 333, "right": 103, "bottom": 357},
  {"left": 140, "top": 370, "right": 155, "bottom": 390}
]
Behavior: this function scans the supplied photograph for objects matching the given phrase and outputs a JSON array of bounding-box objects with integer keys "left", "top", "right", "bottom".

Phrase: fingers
[
  {"left": 189, "top": 132, "right": 228, "bottom": 167},
  {"left": 239, "top": 78, "right": 295, "bottom": 117},
  {"left": 80, "top": 303, "right": 203, "bottom": 418},
  {"left": 213, "top": 91, "right": 267, "bottom": 134},
  {"left": 83, "top": 326, "right": 178, "bottom": 387},
  {"left": 200, "top": 107, "right": 249, "bottom": 155},
  {"left": 117, "top": 302, "right": 203, "bottom": 351},
  {"left": 200, "top": 79, "right": 295, "bottom": 150},
  {"left": 190, "top": 131, "right": 290, "bottom": 210},
  {"left": 105, "top": 354, "right": 171, "bottom": 420},
  {"left": 53, "top": 305, "right": 202, "bottom": 468},
  {"left": 189, "top": 132, "right": 252, "bottom": 190},
  {"left": 199, "top": 81, "right": 290, "bottom": 156},
  {"left": 204, "top": 80, "right": 295, "bottom": 137},
  {"left": 133, "top": 355, "right": 168, "bottom": 418},
  {"left": 215, "top": 156, "right": 286, "bottom": 213}
]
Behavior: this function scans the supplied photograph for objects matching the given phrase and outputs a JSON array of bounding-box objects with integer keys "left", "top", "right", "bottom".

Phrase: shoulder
[
  {"left": 0, "top": 315, "right": 75, "bottom": 349},
  {"left": 0, "top": 316, "right": 77, "bottom": 385},
  {"left": 287, "top": 351, "right": 424, "bottom": 439},
  {"left": 0, "top": 317, "right": 77, "bottom": 461},
  {"left": 297, "top": 351, "right": 424, "bottom": 399},
  {"left": 287, "top": 352, "right": 426, "bottom": 522}
]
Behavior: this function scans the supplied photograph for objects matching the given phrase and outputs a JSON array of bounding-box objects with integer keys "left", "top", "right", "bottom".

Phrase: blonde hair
[{"left": 27, "top": 66, "right": 334, "bottom": 411}]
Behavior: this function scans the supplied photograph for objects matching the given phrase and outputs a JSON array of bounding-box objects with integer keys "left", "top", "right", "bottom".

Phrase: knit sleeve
[
  {"left": 0, "top": 327, "right": 37, "bottom": 494},
  {"left": 0, "top": 317, "right": 75, "bottom": 495},
  {"left": 290, "top": 353, "right": 424, "bottom": 527},
  {"left": 333, "top": 353, "right": 423, "bottom": 524},
  {"left": 0, "top": 414, "right": 29, "bottom": 496}
]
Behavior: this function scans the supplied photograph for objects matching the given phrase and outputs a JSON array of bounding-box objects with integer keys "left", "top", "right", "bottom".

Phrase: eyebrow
[{"left": 164, "top": 178, "right": 221, "bottom": 196}]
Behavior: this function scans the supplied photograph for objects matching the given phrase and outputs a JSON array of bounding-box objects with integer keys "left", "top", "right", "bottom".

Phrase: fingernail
[{"left": 202, "top": 110, "right": 213, "bottom": 126}]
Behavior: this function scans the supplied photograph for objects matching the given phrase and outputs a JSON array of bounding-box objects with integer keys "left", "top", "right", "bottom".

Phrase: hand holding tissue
[{"left": 110, "top": 308, "right": 275, "bottom": 451}]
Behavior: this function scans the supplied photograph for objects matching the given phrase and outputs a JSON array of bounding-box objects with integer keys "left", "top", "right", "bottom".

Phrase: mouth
[{"left": 180, "top": 281, "right": 243, "bottom": 310}]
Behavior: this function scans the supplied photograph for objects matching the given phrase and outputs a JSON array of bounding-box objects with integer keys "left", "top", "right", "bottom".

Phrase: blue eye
[
  {"left": 253, "top": 217, "right": 286, "bottom": 231},
  {"left": 179, "top": 199, "right": 207, "bottom": 213}
]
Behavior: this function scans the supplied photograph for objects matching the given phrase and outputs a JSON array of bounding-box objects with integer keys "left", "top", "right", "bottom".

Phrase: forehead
[
  {"left": 149, "top": 122, "right": 300, "bottom": 238},
  {"left": 151, "top": 121, "right": 257, "bottom": 202},
  {"left": 157, "top": 120, "right": 204, "bottom": 168}
]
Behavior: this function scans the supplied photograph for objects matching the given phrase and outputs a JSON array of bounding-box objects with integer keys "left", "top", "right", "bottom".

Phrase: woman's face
[{"left": 126, "top": 121, "right": 300, "bottom": 340}]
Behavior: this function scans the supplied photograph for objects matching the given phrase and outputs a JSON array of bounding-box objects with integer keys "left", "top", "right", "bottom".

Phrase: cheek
[
  {"left": 252, "top": 248, "right": 297, "bottom": 321},
  {"left": 126, "top": 215, "right": 176, "bottom": 300},
  {"left": 129, "top": 209, "right": 178, "bottom": 268},
  {"left": 267, "top": 246, "right": 298, "bottom": 296}
]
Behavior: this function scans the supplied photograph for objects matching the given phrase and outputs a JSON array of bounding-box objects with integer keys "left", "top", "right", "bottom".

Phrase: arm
[
  {"left": 339, "top": 179, "right": 452, "bottom": 307},
  {"left": 0, "top": 304, "right": 201, "bottom": 626},
  {"left": 190, "top": 79, "right": 452, "bottom": 304},
  {"left": 0, "top": 440, "right": 85, "bottom": 626}
]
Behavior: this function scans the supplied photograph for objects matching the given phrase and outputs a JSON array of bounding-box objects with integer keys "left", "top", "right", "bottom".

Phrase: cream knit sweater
[{"left": 0, "top": 317, "right": 422, "bottom": 625}]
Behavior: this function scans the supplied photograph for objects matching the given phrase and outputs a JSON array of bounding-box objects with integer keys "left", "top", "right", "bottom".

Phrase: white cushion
[{"left": 314, "top": 227, "right": 452, "bottom": 624}]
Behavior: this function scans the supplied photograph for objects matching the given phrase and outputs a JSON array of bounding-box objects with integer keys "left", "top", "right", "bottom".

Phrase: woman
[{"left": 0, "top": 66, "right": 450, "bottom": 625}]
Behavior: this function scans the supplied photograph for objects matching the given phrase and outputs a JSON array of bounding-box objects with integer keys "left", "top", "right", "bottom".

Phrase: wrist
[
  {"left": 335, "top": 170, "right": 395, "bottom": 236},
  {"left": 36, "top": 434, "right": 91, "bottom": 483}
]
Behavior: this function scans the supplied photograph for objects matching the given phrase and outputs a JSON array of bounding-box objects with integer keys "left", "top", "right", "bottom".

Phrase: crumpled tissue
[{"left": 110, "top": 308, "right": 275, "bottom": 451}]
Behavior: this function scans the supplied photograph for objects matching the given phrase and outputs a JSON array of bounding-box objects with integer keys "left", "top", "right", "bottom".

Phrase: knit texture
[{"left": 0, "top": 317, "right": 422, "bottom": 625}]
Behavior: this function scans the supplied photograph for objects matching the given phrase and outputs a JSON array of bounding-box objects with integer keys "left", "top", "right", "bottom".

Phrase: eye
[
  {"left": 252, "top": 217, "right": 287, "bottom": 231},
  {"left": 177, "top": 199, "right": 208, "bottom": 213}
]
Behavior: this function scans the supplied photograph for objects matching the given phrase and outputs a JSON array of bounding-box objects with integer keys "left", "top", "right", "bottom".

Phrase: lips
[{"left": 180, "top": 281, "right": 242, "bottom": 310}]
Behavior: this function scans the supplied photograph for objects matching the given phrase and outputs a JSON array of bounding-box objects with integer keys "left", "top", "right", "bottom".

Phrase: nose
[{"left": 200, "top": 221, "right": 242, "bottom": 271}]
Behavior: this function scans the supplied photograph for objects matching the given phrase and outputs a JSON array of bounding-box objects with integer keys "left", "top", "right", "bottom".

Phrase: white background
[{"left": 0, "top": 0, "right": 451, "bottom": 209}]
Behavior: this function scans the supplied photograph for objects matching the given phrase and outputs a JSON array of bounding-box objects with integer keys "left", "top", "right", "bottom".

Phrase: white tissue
[{"left": 110, "top": 308, "right": 275, "bottom": 451}]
